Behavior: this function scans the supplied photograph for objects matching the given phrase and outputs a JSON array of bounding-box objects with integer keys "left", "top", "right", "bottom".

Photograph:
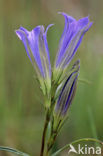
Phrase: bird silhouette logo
[{"left": 68, "top": 144, "right": 77, "bottom": 155}]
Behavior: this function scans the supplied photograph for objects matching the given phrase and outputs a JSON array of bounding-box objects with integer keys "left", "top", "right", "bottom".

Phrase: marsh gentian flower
[
  {"left": 54, "top": 60, "right": 79, "bottom": 118},
  {"left": 53, "top": 12, "right": 92, "bottom": 83},
  {"left": 16, "top": 25, "right": 53, "bottom": 95}
]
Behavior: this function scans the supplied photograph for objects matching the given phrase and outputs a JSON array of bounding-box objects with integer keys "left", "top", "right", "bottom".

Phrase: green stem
[
  {"left": 51, "top": 138, "right": 103, "bottom": 156},
  {"left": 45, "top": 150, "right": 50, "bottom": 156},
  {"left": 40, "top": 110, "right": 50, "bottom": 156},
  {"left": 47, "top": 133, "right": 58, "bottom": 153},
  {"left": 40, "top": 80, "right": 59, "bottom": 156}
]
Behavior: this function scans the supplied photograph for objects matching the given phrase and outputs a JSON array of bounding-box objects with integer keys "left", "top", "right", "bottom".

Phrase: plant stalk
[{"left": 40, "top": 110, "right": 50, "bottom": 156}]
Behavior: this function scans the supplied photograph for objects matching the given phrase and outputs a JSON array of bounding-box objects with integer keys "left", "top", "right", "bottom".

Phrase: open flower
[
  {"left": 15, "top": 25, "right": 53, "bottom": 95},
  {"left": 15, "top": 12, "right": 92, "bottom": 106},
  {"left": 53, "top": 12, "right": 92, "bottom": 83}
]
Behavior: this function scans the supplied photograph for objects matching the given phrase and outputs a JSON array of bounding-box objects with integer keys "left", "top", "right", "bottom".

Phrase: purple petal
[
  {"left": 43, "top": 24, "right": 54, "bottom": 77},
  {"left": 16, "top": 26, "right": 45, "bottom": 77},
  {"left": 63, "top": 22, "right": 93, "bottom": 67},
  {"left": 16, "top": 25, "right": 53, "bottom": 78},
  {"left": 56, "top": 13, "right": 93, "bottom": 68},
  {"left": 16, "top": 28, "right": 32, "bottom": 62}
]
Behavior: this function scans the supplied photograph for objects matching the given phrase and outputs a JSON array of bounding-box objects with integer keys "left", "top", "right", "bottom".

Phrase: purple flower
[
  {"left": 55, "top": 12, "right": 93, "bottom": 69},
  {"left": 15, "top": 12, "right": 92, "bottom": 97},
  {"left": 55, "top": 62, "right": 79, "bottom": 117},
  {"left": 15, "top": 25, "right": 53, "bottom": 95},
  {"left": 15, "top": 25, "right": 53, "bottom": 79}
]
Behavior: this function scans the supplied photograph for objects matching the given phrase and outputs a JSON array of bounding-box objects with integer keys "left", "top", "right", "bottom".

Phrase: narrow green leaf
[
  {"left": 0, "top": 146, "right": 30, "bottom": 156},
  {"left": 51, "top": 138, "right": 103, "bottom": 156}
]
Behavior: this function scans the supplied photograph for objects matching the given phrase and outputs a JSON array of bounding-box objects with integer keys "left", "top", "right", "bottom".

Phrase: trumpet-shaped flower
[
  {"left": 16, "top": 25, "right": 53, "bottom": 95},
  {"left": 53, "top": 12, "right": 92, "bottom": 83}
]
